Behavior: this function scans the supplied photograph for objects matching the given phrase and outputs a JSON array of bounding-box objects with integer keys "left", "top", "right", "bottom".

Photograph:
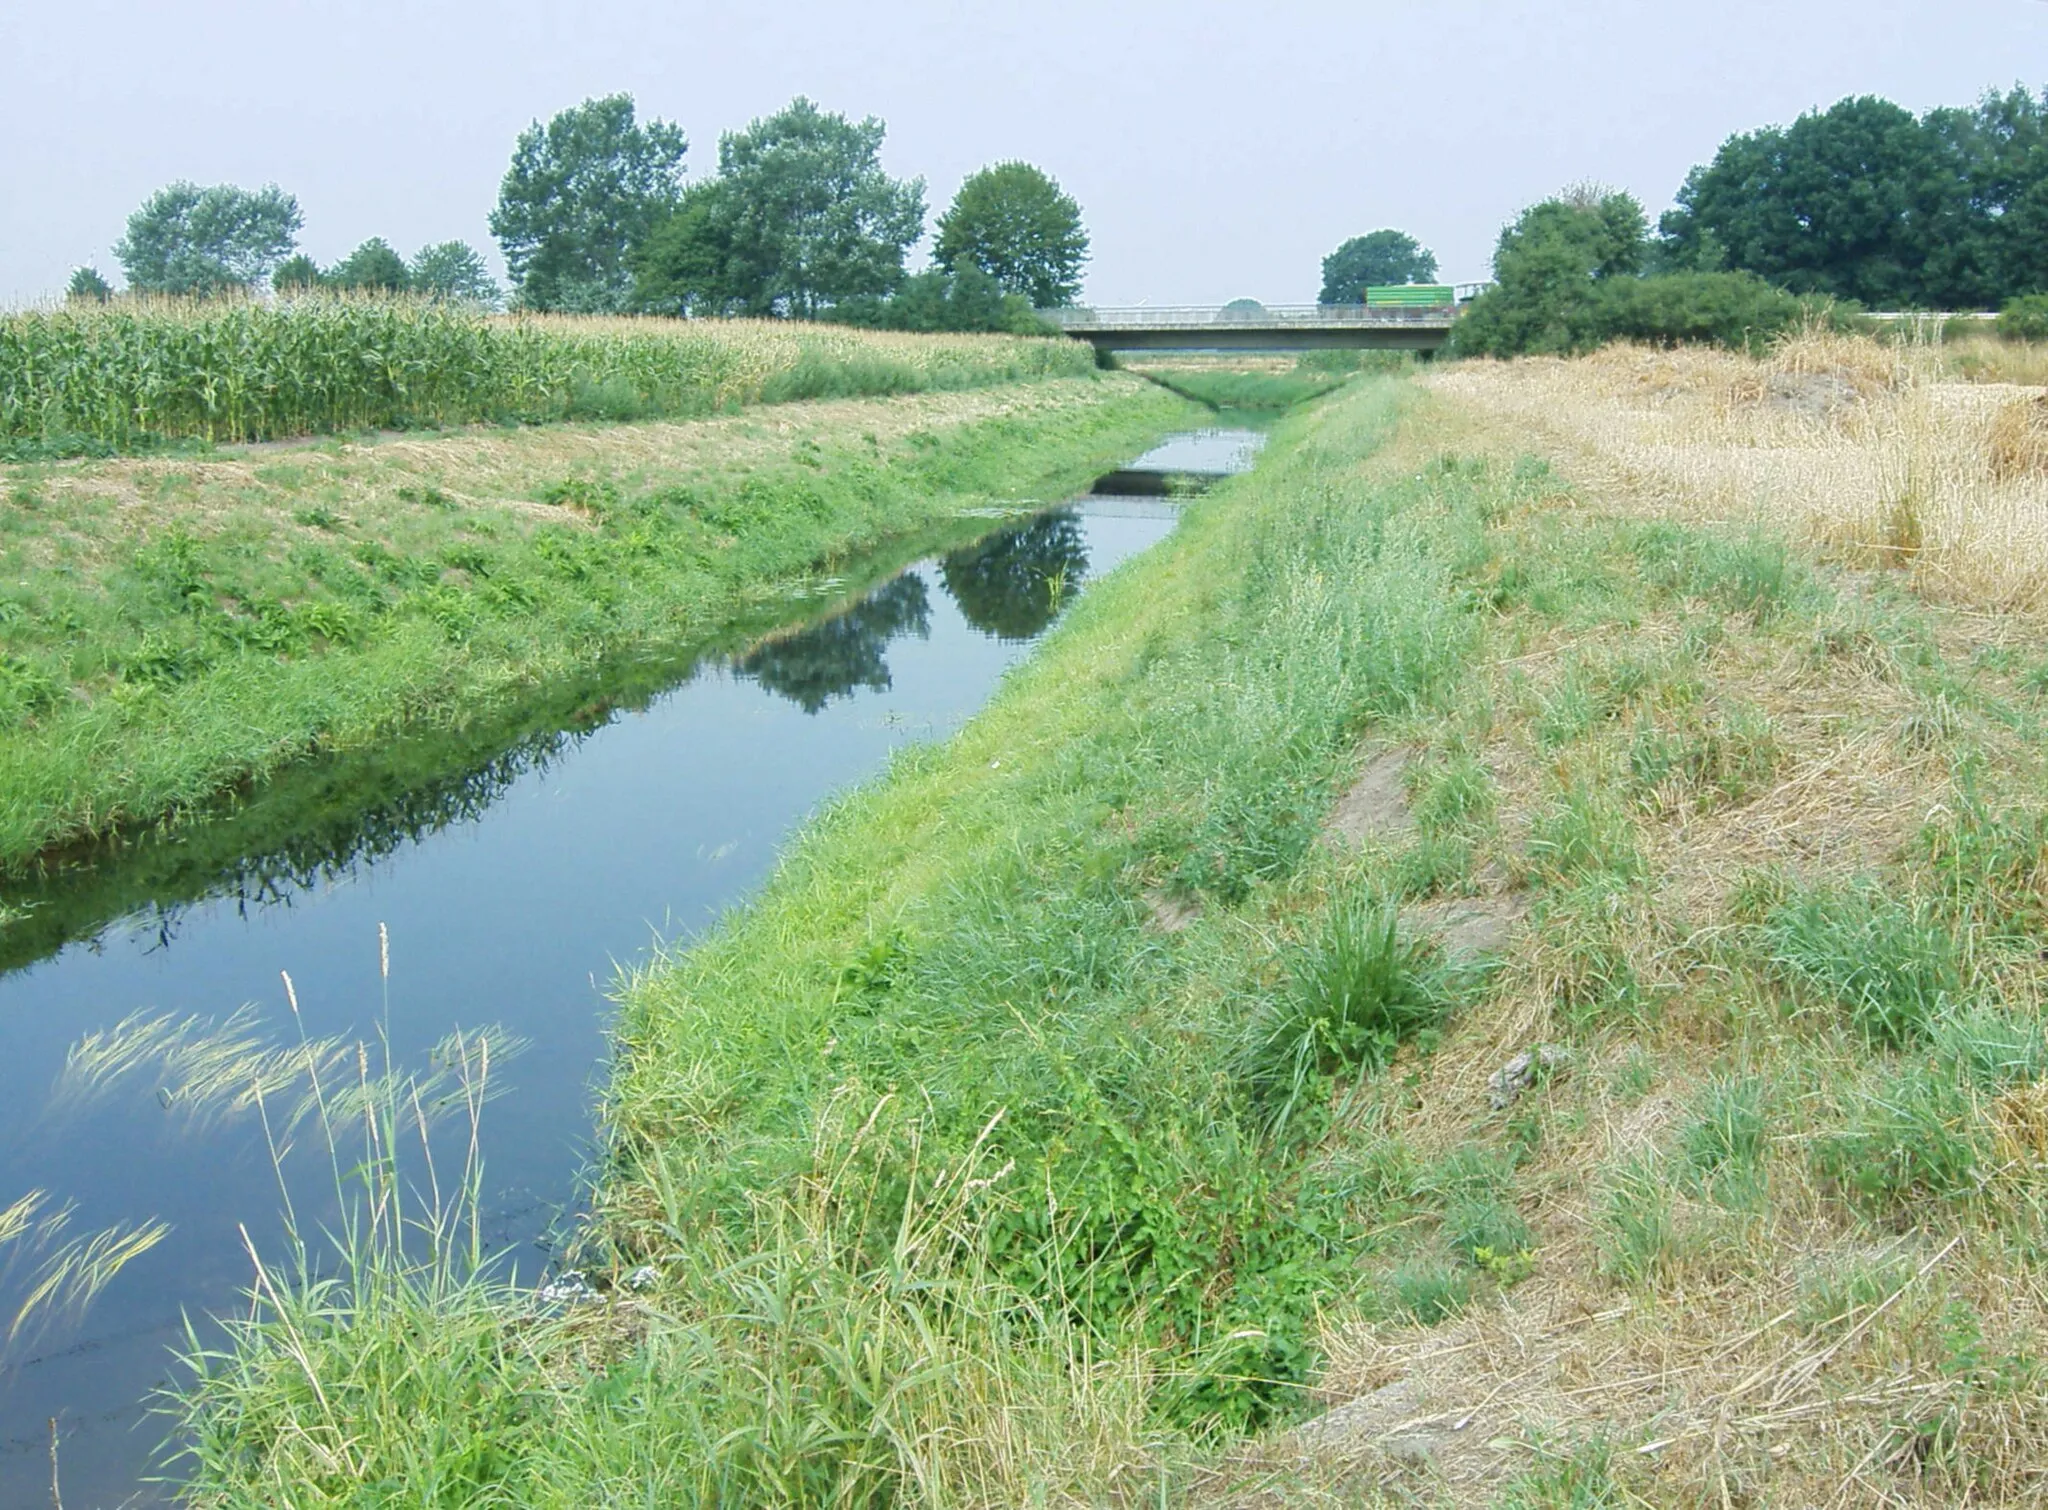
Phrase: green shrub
[
  {"left": 1456, "top": 272, "right": 1826, "bottom": 360},
  {"left": 1998, "top": 293, "right": 2048, "bottom": 343},
  {"left": 1590, "top": 272, "right": 1814, "bottom": 353}
]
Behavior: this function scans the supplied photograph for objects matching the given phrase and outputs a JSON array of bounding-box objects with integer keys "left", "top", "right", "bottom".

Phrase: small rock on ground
[{"left": 1487, "top": 1044, "right": 1572, "bottom": 1110}]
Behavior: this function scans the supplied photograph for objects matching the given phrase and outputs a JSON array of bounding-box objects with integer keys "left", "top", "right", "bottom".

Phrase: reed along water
[{"left": 0, "top": 429, "right": 1262, "bottom": 1506}]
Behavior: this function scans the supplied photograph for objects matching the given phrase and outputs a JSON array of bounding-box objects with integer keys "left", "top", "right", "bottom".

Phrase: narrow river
[{"left": 0, "top": 429, "right": 1261, "bottom": 1507}]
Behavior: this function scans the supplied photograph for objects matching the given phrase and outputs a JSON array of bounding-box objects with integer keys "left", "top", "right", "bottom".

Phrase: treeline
[
  {"left": 73, "top": 95, "right": 1089, "bottom": 337},
  {"left": 1456, "top": 86, "right": 2048, "bottom": 358},
  {"left": 1662, "top": 89, "right": 2048, "bottom": 311},
  {"left": 1452, "top": 188, "right": 1845, "bottom": 358}
]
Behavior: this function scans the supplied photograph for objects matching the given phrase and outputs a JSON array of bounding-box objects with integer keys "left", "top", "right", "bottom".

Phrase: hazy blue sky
[{"left": 3, "top": 0, "right": 2043, "bottom": 306}]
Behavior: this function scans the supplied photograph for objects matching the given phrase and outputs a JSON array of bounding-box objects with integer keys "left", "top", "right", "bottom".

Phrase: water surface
[{"left": 0, "top": 433, "right": 1257, "bottom": 1505}]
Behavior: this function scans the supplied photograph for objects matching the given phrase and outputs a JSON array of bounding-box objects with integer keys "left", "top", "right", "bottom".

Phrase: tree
[
  {"left": 1920, "top": 87, "right": 2048, "bottom": 305},
  {"left": 1318, "top": 229, "right": 1438, "bottom": 303},
  {"left": 1453, "top": 189, "right": 1648, "bottom": 356},
  {"left": 272, "top": 254, "right": 321, "bottom": 292},
  {"left": 704, "top": 97, "right": 925, "bottom": 317},
  {"left": 114, "top": 182, "right": 303, "bottom": 295},
  {"left": 66, "top": 267, "right": 112, "bottom": 304},
  {"left": 934, "top": 162, "right": 1088, "bottom": 308},
  {"left": 327, "top": 237, "right": 410, "bottom": 293},
  {"left": 491, "top": 94, "right": 687, "bottom": 312},
  {"left": 1659, "top": 96, "right": 1964, "bottom": 307},
  {"left": 409, "top": 241, "right": 502, "bottom": 306},
  {"left": 829, "top": 264, "right": 1045, "bottom": 333},
  {"left": 631, "top": 182, "right": 755, "bottom": 315}
]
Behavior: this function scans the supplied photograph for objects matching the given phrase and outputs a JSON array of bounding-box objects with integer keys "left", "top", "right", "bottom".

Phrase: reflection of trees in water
[
  {"left": 0, "top": 724, "right": 594, "bottom": 974},
  {"left": 734, "top": 571, "right": 932, "bottom": 714},
  {"left": 0, "top": 509, "right": 1098, "bottom": 978},
  {"left": 940, "top": 510, "right": 1090, "bottom": 641}
]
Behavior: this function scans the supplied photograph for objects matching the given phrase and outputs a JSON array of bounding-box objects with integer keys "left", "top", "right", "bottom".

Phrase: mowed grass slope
[
  {"left": 177, "top": 359, "right": 2048, "bottom": 1506},
  {"left": 0, "top": 374, "right": 1194, "bottom": 871}
]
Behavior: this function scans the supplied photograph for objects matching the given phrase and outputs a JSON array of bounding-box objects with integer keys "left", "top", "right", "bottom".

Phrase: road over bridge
[{"left": 1042, "top": 303, "right": 1464, "bottom": 355}]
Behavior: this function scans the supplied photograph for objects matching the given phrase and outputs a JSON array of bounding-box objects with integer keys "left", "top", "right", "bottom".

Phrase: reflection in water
[
  {"left": 940, "top": 510, "right": 1090, "bottom": 642},
  {"left": 0, "top": 481, "right": 1207, "bottom": 1508},
  {"left": 734, "top": 571, "right": 931, "bottom": 712},
  {"left": 733, "top": 507, "right": 1093, "bottom": 714}
]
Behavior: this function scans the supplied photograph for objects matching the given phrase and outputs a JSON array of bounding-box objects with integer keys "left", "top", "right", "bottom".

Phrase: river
[{"left": 0, "top": 428, "right": 1261, "bottom": 1506}]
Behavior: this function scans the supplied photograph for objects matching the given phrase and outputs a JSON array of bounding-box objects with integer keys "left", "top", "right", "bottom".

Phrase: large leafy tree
[
  {"left": 933, "top": 162, "right": 1088, "bottom": 308},
  {"left": 1318, "top": 229, "right": 1438, "bottom": 303},
  {"left": 1655, "top": 93, "right": 2040, "bottom": 307},
  {"left": 409, "top": 241, "right": 502, "bottom": 306},
  {"left": 632, "top": 182, "right": 756, "bottom": 315},
  {"left": 1454, "top": 189, "right": 1648, "bottom": 356},
  {"left": 114, "top": 182, "right": 303, "bottom": 295},
  {"left": 327, "top": 237, "right": 410, "bottom": 292},
  {"left": 491, "top": 94, "right": 687, "bottom": 312},
  {"left": 1920, "top": 87, "right": 2048, "bottom": 305},
  {"left": 690, "top": 98, "right": 925, "bottom": 317}
]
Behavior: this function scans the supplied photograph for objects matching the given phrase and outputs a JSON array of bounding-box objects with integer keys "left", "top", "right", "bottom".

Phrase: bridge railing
[{"left": 1041, "top": 304, "right": 1457, "bottom": 330}]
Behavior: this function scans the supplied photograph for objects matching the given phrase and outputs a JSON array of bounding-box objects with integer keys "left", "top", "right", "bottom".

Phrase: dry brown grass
[
  {"left": 1200, "top": 383, "right": 2048, "bottom": 1508},
  {"left": 1937, "top": 333, "right": 2048, "bottom": 388},
  {"left": 1987, "top": 394, "right": 2048, "bottom": 482},
  {"left": 1428, "top": 333, "right": 2048, "bottom": 615}
]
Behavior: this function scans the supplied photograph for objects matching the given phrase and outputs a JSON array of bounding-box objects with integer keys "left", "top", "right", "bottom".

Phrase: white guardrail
[{"left": 1042, "top": 304, "right": 1460, "bottom": 330}]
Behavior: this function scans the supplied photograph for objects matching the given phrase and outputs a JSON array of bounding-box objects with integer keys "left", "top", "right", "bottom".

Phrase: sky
[{"left": 3, "top": 0, "right": 2044, "bottom": 307}]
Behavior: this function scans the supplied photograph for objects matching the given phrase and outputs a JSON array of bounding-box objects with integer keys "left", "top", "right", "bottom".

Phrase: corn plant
[{"left": 0, "top": 294, "right": 1094, "bottom": 452}]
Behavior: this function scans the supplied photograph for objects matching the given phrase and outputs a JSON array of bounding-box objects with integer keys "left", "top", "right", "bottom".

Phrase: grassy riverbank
[
  {"left": 177, "top": 348, "right": 2048, "bottom": 1505},
  {"left": 0, "top": 374, "right": 1193, "bottom": 873}
]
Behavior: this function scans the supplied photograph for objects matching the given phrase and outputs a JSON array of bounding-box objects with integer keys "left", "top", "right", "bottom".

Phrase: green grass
[
  {"left": 172, "top": 376, "right": 1549, "bottom": 1502},
  {"left": 1238, "top": 895, "right": 1458, "bottom": 1132},
  {"left": 163, "top": 360, "right": 2048, "bottom": 1503},
  {"left": 0, "top": 377, "right": 1192, "bottom": 872}
]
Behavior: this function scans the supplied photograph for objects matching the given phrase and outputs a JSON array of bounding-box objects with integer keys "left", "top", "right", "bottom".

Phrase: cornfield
[{"left": 0, "top": 295, "right": 1096, "bottom": 451}]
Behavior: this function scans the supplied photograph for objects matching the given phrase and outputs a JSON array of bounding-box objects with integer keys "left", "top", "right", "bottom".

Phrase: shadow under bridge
[{"left": 1040, "top": 299, "right": 1474, "bottom": 355}]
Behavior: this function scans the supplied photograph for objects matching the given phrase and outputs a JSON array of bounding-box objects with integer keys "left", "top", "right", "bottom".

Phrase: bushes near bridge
[{"left": 1455, "top": 269, "right": 1833, "bottom": 359}]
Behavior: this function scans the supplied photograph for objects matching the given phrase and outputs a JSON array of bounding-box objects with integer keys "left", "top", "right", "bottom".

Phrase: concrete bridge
[{"left": 1041, "top": 301, "right": 1467, "bottom": 355}]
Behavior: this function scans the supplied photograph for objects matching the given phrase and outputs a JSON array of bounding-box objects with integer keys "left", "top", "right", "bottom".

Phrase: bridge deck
[{"left": 1043, "top": 304, "right": 1458, "bottom": 353}]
